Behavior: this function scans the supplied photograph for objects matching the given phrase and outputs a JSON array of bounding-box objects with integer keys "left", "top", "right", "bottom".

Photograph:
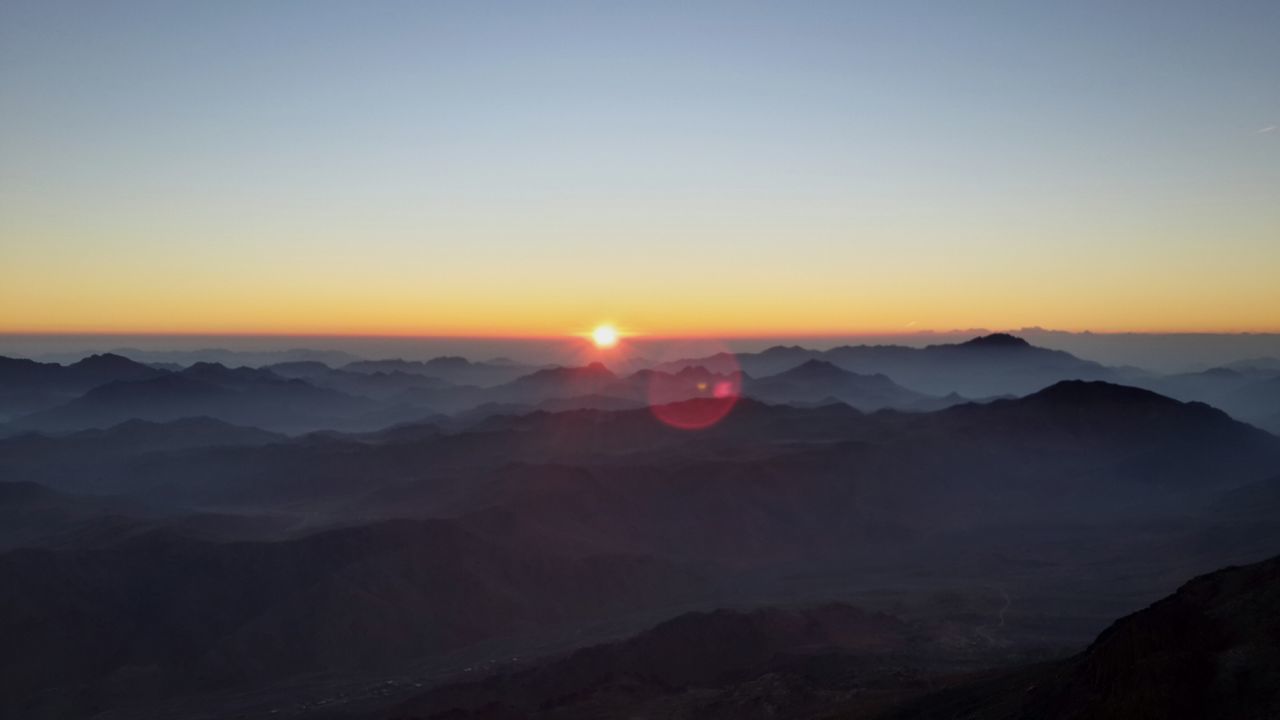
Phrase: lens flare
[{"left": 646, "top": 340, "right": 742, "bottom": 431}]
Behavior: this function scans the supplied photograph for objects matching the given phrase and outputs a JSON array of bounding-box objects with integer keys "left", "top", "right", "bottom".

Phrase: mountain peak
[
  {"left": 779, "top": 359, "right": 851, "bottom": 379},
  {"left": 960, "top": 333, "right": 1031, "bottom": 349},
  {"left": 1025, "top": 379, "right": 1183, "bottom": 408},
  {"left": 71, "top": 353, "right": 142, "bottom": 369},
  {"left": 516, "top": 363, "right": 617, "bottom": 385},
  {"left": 425, "top": 356, "right": 472, "bottom": 369}
]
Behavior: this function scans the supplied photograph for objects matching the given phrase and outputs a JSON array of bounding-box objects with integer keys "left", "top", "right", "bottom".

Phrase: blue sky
[{"left": 2, "top": 0, "right": 1277, "bottom": 335}]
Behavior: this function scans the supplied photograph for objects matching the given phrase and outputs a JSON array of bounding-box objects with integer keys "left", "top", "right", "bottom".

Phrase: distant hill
[
  {"left": 397, "top": 359, "right": 947, "bottom": 418},
  {"left": 7, "top": 363, "right": 377, "bottom": 434},
  {"left": 495, "top": 362, "right": 620, "bottom": 401},
  {"left": 265, "top": 361, "right": 453, "bottom": 399},
  {"left": 5, "top": 380, "right": 1275, "bottom": 521},
  {"left": 1224, "top": 356, "right": 1280, "bottom": 373},
  {"left": 342, "top": 356, "right": 539, "bottom": 386},
  {"left": 744, "top": 359, "right": 947, "bottom": 411},
  {"left": 1216, "top": 376, "right": 1280, "bottom": 432},
  {"left": 0, "top": 353, "right": 164, "bottom": 419},
  {"left": 654, "top": 334, "right": 1117, "bottom": 397},
  {"left": 1125, "top": 366, "right": 1280, "bottom": 431},
  {"left": 260, "top": 360, "right": 334, "bottom": 378},
  {"left": 0, "top": 415, "right": 284, "bottom": 457},
  {"left": 98, "top": 347, "right": 360, "bottom": 368}
]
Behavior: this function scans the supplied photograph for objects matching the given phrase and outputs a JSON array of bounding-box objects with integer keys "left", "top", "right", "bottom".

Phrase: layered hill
[
  {"left": 9, "top": 363, "right": 379, "bottom": 434},
  {"left": 655, "top": 334, "right": 1119, "bottom": 397},
  {"left": 0, "top": 381, "right": 1277, "bottom": 717},
  {"left": 0, "top": 353, "right": 164, "bottom": 419}
]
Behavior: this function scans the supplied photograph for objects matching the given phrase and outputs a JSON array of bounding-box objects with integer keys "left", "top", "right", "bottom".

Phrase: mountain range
[
  {"left": 0, "top": 336, "right": 1278, "bottom": 718},
  {"left": 653, "top": 333, "right": 1123, "bottom": 397},
  {"left": 7, "top": 334, "right": 1277, "bottom": 437},
  {"left": 0, "top": 376, "right": 1277, "bottom": 717}
]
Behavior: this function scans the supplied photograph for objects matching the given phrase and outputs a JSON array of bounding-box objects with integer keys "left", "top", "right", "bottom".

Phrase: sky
[{"left": 2, "top": 0, "right": 1278, "bottom": 338}]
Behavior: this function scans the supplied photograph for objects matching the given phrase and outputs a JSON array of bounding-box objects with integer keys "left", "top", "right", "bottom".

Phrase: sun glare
[{"left": 591, "top": 324, "right": 619, "bottom": 349}]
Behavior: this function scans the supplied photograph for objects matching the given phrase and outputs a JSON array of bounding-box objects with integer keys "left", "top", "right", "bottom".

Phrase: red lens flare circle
[{"left": 646, "top": 341, "right": 742, "bottom": 431}]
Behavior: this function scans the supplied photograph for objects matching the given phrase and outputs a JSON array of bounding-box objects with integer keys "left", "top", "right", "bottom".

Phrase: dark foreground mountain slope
[
  {"left": 388, "top": 604, "right": 967, "bottom": 720},
  {"left": 0, "top": 520, "right": 701, "bottom": 719},
  {"left": 882, "top": 553, "right": 1280, "bottom": 720},
  {"left": 377, "top": 554, "right": 1280, "bottom": 720}
]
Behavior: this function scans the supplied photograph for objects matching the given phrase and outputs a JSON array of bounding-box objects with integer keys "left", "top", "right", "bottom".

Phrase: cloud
[{"left": 1258, "top": 125, "right": 1278, "bottom": 134}]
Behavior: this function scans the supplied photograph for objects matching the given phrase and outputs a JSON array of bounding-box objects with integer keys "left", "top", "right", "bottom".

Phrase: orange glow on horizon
[{"left": 4, "top": 322, "right": 1280, "bottom": 339}]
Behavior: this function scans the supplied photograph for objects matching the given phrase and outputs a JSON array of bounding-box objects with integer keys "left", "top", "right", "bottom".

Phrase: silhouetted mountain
[
  {"left": 655, "top": 334, "right": 1116, "bottom": 397},
  {"left": 1224, "top": 356, "right": 1280, "bottom": 373},
  {"left": 1136, "top": 366, "right": 1252, "bottom": 400},
  {"left": 268, "top": 361, "right": 453, "bottom": 400},
  {"left": 496, "top": 362, "right": 619, "bottom": 401},
  {"left": 343, "top": 357, "right": 538, "bottom": 387},
  {"left": 1216, "top": 376, "right": 1280, "bottom": 431},
  {"left": 0, "top": 353, "right": 164, "bottom": 419},
  {"left": 883, "top": 554, "right": 1280, "bottom": 720},
  {"left": 449, "top": 395, "right": 647, "bottom": 429},
  {"left": 397, "top": 363, "right": 737, "bottom": 415},
  {"left": 406, "top": 360, "right": 944, "bottom": 418},
  {"left": 8, "top": 364, "right": 378, "bottom": 434},
  {"left": 98, "top": 347, "right": 360, "bottom": 368},
  {"left": 261, "top": 360, "right": 334, "bottom": 378},
  {"left": 4, "top": 381, "right": 1275, "bottom": 522},
  {"left": 1103, "top": 366, "right": 1280, "bottom": 432},
  {"left": 744, "top": 359, "right": 946, "bottom": 411},
  {"left": 3, "top": 415, "right": 282, "bottom": 454},
  {"left": 959, "top": 332, "right": 1030, "bottom": 348}
]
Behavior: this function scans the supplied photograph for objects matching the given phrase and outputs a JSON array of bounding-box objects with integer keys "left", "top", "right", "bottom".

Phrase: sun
[{"left": 591, "top": 324, "right": 619, "bottom": 349}]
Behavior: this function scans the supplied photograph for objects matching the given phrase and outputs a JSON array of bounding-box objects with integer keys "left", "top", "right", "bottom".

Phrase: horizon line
[{"left": 4, "top": 327, "right": 1280, "bottom": 340}]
